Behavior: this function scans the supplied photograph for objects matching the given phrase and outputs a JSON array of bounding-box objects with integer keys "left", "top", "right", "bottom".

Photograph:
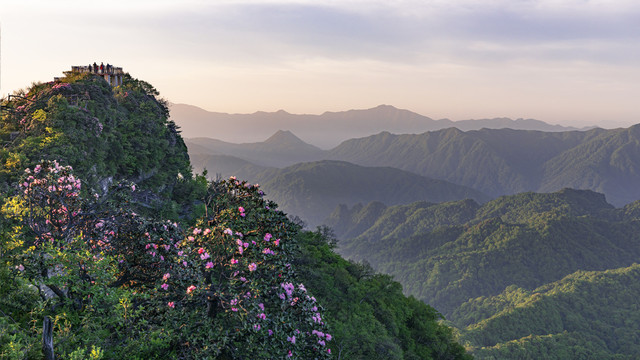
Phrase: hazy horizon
[{"left": 2, "top": 0, "right": 640, "bottom": 129}]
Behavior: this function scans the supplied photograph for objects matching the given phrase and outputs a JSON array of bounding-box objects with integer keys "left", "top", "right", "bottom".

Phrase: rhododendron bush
[{"left": 4, "top": 160, "right": 331, "bottom": 359}]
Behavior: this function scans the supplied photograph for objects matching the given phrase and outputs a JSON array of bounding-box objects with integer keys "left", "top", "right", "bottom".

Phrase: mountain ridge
[
  {"left": 170, "top": 103, "right": 586, "bottom": 148},
  {"left": 191, "top": 159, "right": 490, "bottom": 228}
]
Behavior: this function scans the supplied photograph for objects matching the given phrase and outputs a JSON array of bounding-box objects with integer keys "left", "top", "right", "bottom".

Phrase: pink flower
[
  {"left": 188, "top": 236, "right": 195, "bottom": 241},
  {"left": 287, "top": 350, "right": 292, "bottom": 357},
  {"left": 268, "top": 329, "right": 273, "bottom": 336},
  {"left": 264, "top": 233, "right": 272, "bottom": 242},
  {"left": 287, "top": 335, "right": 296, "bottom": 344},
  {"left": 186, "top": 285, "right": 196, "bottom": 294},
  {"left": 326, "top": 334, "right": 332, "bottom": 341},
  {"left": 231, "top": 259, "right": 238, "bottom": 264},
  {"left": 223, "top": 228, "right": 233, "bottom": 235},
  {"left": 193, "top": 228, "right": 201, "bottom": 235},
  {"left": 198, "top": 247, "right": 205, "bottom": 254},
  {"left": 274, "top": 239, "right": 280, "bottom": 246},
  {"left": 206, "top": 262, "right": 214, "bottom": 269},
  {"left": 168, "top": 301, "right": 175, "bottom": 308},
  {"left": 163, "top": 273, "right": 171, "bottom": 281},
  {"left": 203, "top": 228, "right": 211, "bottom": 235},
  {"left": 238, "top": 206, "right": 245, "bottom": 213},
  {"left": 161, "top": 283, "right": 169, "bottom": 290},
  {"left": 200, "top": 253, "right": 210, "bottom": 260},
  {"left": 248, "top": 263, "right": 257, "bottom": 272}
]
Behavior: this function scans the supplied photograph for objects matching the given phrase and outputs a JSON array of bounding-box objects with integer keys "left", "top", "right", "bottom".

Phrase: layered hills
[
  {"left": 171, "top": 103, "right": 582, "bottom": 148},
  {"left": 187, "top": 130, "right": 325, "bottom": 168},
  {"left": 188, "top": 125, "right": 640, "bottom": 211},
  {"left": 328, "top": 189, "right": 640, "bottom": 358},
  {"left": 188, "top": 157, "right": 488, "bottom": 227}
]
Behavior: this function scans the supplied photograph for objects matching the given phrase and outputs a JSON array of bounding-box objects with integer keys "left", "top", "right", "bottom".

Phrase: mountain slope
[
  {"left": 252, "top": 160, "right": 489, "bottom": 227},
  {"left": 539, "top": 124, "right": 640, "bottom": 205},
  {"left": 325, "top": 126, "right": 640, "bottom": 206},
  {"left": 458, "top": 264, "right": 640, "bottom": 359},
  {"left": 0, "top": 72, "right": 191, "bottom": 214},
  {"left": 335, "top": 189, "right": 640, "bottom": 320}
]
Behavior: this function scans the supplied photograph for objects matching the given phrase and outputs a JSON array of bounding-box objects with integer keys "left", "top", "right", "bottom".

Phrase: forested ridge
[
  {"left": 0, "top": 72, "right": 469, "bottom": 359},
  {"left": 324, "top": 127, "right": 640, "bottom": 206},
  {"left": 331, "top": 189, "right": 640, "bottom": 358}
]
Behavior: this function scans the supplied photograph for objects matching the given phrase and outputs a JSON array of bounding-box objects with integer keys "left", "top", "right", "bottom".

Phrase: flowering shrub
[
  {"left": 6, "top": 162, "right": 332, "bottom": 358},
  {"left": 19, "top": 160, "right": 82, "bottom": 242},
  {"left": 153, "top": 177, "right": 333, "bottom": 358},
  {"left": 51, "top": 83, "right": 72, "bottom": 91}
]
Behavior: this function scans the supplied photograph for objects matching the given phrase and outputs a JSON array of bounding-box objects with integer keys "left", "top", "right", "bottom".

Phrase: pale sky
[{"left": 1, "top": 0, "right": 639, "bottom": 128}]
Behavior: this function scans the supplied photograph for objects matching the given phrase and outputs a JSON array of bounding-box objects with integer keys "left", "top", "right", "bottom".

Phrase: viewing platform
[{"left": 66, "top": 63, "right": 124, "bottom": 87}]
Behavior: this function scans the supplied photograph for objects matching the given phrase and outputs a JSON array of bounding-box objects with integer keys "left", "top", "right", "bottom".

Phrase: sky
[{"left": 1, "top": 0, "right": 639, "bottom": 128}]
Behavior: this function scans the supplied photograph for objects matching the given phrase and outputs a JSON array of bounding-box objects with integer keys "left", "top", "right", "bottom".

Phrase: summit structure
[{"left": 67, "top": 62, "right": 123, "bottom": 87}]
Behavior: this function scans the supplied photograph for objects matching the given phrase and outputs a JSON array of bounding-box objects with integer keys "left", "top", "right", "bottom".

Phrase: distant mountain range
[
  {"left": 188, "top": 124, "right": 640, "bottom": 210},
  {"left": 170, "top": 103, "right": 585, "bottom": 148},
  {"left": 323, "top": 126, "right": 640, "bottom": 206}
]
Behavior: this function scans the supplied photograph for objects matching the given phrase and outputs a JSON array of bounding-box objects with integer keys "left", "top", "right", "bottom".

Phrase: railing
[{"left": 71, "top": 65, "right": 123, "bottom": 75}]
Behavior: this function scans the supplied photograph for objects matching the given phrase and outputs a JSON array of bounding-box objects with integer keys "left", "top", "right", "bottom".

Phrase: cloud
[{"left": 127, "top": 0, "right": 639, "bottom": 68}]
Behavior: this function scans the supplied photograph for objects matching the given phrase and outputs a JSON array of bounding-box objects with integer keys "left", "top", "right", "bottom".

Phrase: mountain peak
[{"left": 264, "top": 130, "right": 303, "bottom": 144}]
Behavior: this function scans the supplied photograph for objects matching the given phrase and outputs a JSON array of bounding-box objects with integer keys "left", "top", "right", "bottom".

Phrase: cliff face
[{"left": 1, "top": 71, "right": 191, "bottom": 208}]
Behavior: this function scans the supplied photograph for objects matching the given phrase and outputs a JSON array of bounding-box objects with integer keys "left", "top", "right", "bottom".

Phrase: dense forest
[
  {"left": 330, "top": 189, "right": 640, "bottom": 358},
  {"left": 0, "top": 71, "right": 470, "bottom": 359}
]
